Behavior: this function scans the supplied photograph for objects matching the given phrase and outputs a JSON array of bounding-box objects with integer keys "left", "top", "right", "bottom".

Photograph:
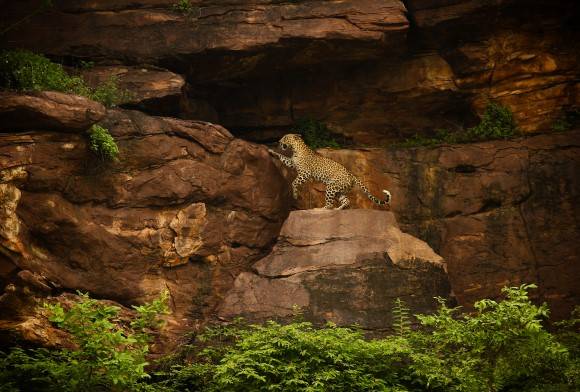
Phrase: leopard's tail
[{"left": 352, "top": 176, "right": 391, "bottom": 205}]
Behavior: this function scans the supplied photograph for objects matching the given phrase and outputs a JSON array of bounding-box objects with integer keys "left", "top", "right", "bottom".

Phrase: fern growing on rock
[
  {"left": 88, "top": 124, "right": 119, "bottom": 161},
  {"left": 392, "top": 298, "right": 412, "bottom": 337}
]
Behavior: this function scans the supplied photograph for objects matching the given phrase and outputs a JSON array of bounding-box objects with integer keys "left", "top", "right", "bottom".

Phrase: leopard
[{"left": 268, "top": 133, "right": 391, "bottom": 210}]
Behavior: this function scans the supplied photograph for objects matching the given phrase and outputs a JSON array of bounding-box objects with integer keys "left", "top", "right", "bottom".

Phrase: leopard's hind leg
[
  {"left": 336, "top": 194, "right": 350, "bottom": 210},
  {"left": 326, "top": 180, "right": 353, "bottom": 210}
]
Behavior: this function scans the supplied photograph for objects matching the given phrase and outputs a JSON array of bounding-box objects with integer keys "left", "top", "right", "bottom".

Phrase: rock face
[
  {"left": 0, "top": 101, "right": 290, "bottom": 344},
  {"left": 219, "top": 209, "right": 450, "bottom": 329},
  {"left": 3, "top": 0, "right": 578, "bottom": 141},
  {"left": 289, "top": 131, "right": 580, "bottom": 318},
  {"left": 0, "top": 91, "right": 106, "bottom": 132},
  {"left": 80, "top": 65, "right": 186, "bottom": 116}
]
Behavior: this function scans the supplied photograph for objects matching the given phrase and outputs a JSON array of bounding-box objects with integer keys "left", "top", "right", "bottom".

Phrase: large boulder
[
  {"left": 290, "top": 130, "right": 580, "bottom": 318},
  {"left": 0, "top": 99, "right": 291, "bottom": 344},
  {"left": 219, "top": 209, "right": 450, "bottom": 330}
]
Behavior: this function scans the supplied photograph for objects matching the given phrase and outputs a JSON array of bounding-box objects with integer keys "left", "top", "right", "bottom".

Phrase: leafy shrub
[
  {"left": 89, "top": 76, "right": 133, "bottom": 108},
  {"left": 0, "top": 49, "right": 129, "bottom": 107},
  {"left": 157, "top": 284, "right": 578, "bottom": 392},
  {"left": 407, "top": 284, "right": 573, "bottom": 392},
  {"left": 399, "top": 101, "right": 520, "bottom": 148},
  {"left": 292, "top": 119, "right": 341, "bottom": 149},
  {"left": 0, "top": 291, "right": 170, "bottom": 392},
  {"left": 163, "top": 321, "right": 410, "bottom": 392},
  {"left": 469, "top": 101, "right": 518, "bottom": 140},
  {"left": 0, "top": 49, "right": 90, "bottom": 96},
  {"left": 88, "top": 124, "right": 120, "bottom": 161}
]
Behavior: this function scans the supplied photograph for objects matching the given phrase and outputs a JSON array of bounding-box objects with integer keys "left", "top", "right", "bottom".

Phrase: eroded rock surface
[
  {"left": 4, "top": 1, "right": 576, "bottom": 140},
  {"left": 80, "top": 65, "right": 185, "bottom": 116},
  {"left": 0, "top": 91, "right": 106, "bottom": 132},
  {"left": 290, "top": 131, "right": 580, "bottom": 318},
  {"left": 219, "top": 209, "right": 450, "bottom": 329},
  {"left": 0, "top": 104, "right": 290, "bottom": 344},
  {"left": 2, "top": 0, "right": 408, "bottom": 66}
]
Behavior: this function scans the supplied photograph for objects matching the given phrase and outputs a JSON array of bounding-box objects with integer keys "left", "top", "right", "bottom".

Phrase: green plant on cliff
[
  {"left": 88, "top": 124, "right": 120, "bottom": 161},
  {"left": 551, "top": 109, "right": 579, "bottom": 133},
  {"left": 172, "top": 0, "right": 200, "bottom": 16},
  {"left": 292, "top": 118, "right": 341, "bottom": 149},
  {"left": 0, "top": 49, "right": 90, "bottom": 96},
  {"left": 0, "top": 291, "right": 170, "bottom": 392},
  {"left": 469, "top": 101, "right": 519, "bottom": 140},
  {"left": 399, "top": 101, "right": 520, "bottom": 147},
  {"left": 0, "top": 49, "right": 130, "bottom": 107}
]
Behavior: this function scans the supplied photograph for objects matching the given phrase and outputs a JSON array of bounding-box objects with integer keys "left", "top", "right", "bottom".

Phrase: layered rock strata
[
  {"left": 289, "top": 130, "right": 580, "bottom": 318},
  {"left": 0, "top": 92, "right": 290, "bottom": 345},
  {"left": 3, "top": 0, "right": 577, "bottom": 141}
]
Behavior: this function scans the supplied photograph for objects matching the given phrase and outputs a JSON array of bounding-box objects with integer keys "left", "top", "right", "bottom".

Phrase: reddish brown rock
[
  {"left": 219, "top": 209, "right": 450, "bottom": 329},
  {"left": 0, "top": 91, "right": 105, "bottom": 132},
  {"left": 80, "top": 65, "right": 186, "bottom": 116},
  {"left": 289, "top": 131, "right": 580, "bottom": 318},
  {"left": 2, "top": 1, "right": 578, "bottom": 140},
  {"left": 0, "top": 103, "right": 290, "bottom": 345},
  {"left": 2, "top": 0, "right": 408, "bottom": 67}
]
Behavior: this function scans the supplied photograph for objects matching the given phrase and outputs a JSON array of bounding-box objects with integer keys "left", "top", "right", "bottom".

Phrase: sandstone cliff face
[
  {"left": 289, "top": 131, "right": 580, "bottom": 318},
  {"left": 0, "top": 0, "right": 578, "bottom": 349},
  {"left": 0, "top": 93, "right": 290, "bottom": 345},
  {"left": 2, "top": 0, "right": 578, "bottom": 142}
]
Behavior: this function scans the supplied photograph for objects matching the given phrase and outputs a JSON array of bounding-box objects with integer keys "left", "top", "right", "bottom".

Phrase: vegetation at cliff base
[
  {"left": 0, "top": 49, "right": 130, "bottom": 107},
  {"left": 88, "top": 124, "right": 119, "bottom": 161},
  {"left": 157, "top": 284, "right": 578, "bottom": 392},
  {"left": 292, "top": 118, "right": 341, "bottom": 149},
  {"left": 399, "top": 101, "right": 520, "bottom": 147},
  {"left": 0, "top": 291, "right": 170, "bottom": 392},
  {"left": 0, "top": 285, "right": 577, "bottom": 391}
]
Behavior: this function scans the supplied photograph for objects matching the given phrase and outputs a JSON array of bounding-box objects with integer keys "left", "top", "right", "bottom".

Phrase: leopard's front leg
[
  {"left": 268, "top": 148, "right": 294, "bottom": 168},
  {"left": 291, "top": 171, "right": 309, "bottom": 199}
]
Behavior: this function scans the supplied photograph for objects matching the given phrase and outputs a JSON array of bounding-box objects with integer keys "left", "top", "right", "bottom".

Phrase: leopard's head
[{"left": 278, "top": 134, "right": 304, "bottom": 152}]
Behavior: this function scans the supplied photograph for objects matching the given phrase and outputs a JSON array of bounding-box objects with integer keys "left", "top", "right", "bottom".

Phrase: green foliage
[
  {"left": 392, "top": 298, "right": 412, "bottom": 338},
  {"left": 292, "top": 118, "right": 341, "bottom": 149},
  {"left": 0, "top": 49, "right": 90, "bottom": 96},
  {"left": 164, "top": 321, "right": 410, "bottom": 392},
  {"left": 1, "top": 286, "right": 577, "bottom": 392},
  {"left": 172, "top": 0, "right": 199, "bottom": 16},
  {"left": 407, "top": 284, "right": 573, "bottom": 391},
  {"left": 0, "top": 49, "right": 129, "bottom": 107},
  {"left": 551, "top": 109, "right": 579, "bottom": 133},
  {"left": 469, "top": 101, "right": 518, "bottom": 140},
  {"left": 0, "top": 291, "right": 170, "bottom": 392},
  {"left": 156, "top": 284, "right": 578, "bottom": 392},
  {"left": 88, "top": 124, "right": 120, "bottom": 161},
  {"left": 90, "top": 76, "right": 133, "bottom": 108},
  {"left": 399, "top": 101, "right": 520, "bottom": 148}
]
